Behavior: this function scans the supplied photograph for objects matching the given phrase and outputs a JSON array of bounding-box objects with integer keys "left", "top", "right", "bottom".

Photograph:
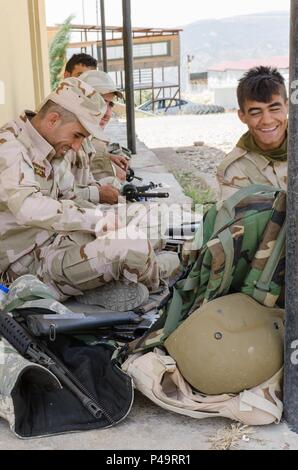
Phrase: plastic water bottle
[{"left": 0, "top": 284, "right": 9, "bottom": 309}]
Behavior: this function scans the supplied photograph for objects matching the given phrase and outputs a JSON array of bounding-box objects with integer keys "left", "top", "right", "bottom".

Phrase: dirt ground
[
  {"left": 134, "top": 112, "right": 247, "bottom": 201},
  {"left": 152, "top": 145, "right": 223, "bottom": 198}
]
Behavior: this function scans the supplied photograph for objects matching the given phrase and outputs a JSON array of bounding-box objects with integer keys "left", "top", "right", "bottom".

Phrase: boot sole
[{"left": 76, "top": 282, "right": 150, "bottom": 312}]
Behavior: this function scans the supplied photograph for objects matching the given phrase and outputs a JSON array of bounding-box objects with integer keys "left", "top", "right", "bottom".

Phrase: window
[
  {"left": 165, "top": 99, "right": 178, "bottom": 108},
  {"left": 134, "top": 42, "right": 169, "bottom": 58},
  {"left": 152, "top": 42, "right": 168, "bottom": 55},
  {"left": 134, "top": 44, "right": 152, "bottom": 57},
  {"left": 107, "top": 46, "right": 124, "bottom": 60},
  {"left": 99, "top": 41, "right": 170, "bottom": 61},
  {"left": 142, "top": 102, "right": 153, "bottom": 111}
]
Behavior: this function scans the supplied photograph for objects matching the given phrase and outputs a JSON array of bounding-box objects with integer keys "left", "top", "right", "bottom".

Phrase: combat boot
[{"left": 76, "top": 281, "right": 150, "bottom": 312}]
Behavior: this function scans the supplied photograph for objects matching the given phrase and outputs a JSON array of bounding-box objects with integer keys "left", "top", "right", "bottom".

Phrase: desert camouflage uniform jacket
[
  {"left": 217, "top": 146, "right": 288, "bottom": 200},
  {"left": 0, "top": 112, "right": 102, "bottom": 276},
  {"left": 59, "top": 137, "right": 122, "bottom": 202},
  {"left": 53, "top": 137, "right": 102, "bottom": 207},
  {"left": 90, "top": 138, "right": 117, "bottom": 180}
]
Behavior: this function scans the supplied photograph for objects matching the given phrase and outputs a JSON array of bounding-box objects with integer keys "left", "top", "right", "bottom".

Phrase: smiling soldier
[{"left": 217, "top": 66, "right": 288, "bottom": 200}]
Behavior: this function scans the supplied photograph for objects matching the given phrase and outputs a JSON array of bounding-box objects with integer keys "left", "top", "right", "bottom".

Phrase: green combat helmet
[{"left": 164, "top": 293, "right": 284, "bottom": 395}]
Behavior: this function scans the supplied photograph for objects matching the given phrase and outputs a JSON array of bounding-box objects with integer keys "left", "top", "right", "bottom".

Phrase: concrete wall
[
  {"left": 213, "top": 87, "right": 239, "bottom": 110},
  {"left": 0, "top": 0, "right": 50, "bottom": 126}
]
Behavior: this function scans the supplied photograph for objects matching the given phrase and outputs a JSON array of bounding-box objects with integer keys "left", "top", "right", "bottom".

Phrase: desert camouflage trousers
[
  {"left": 6, "top": 202, "right": 168, "bottom": 300},
  {"left": 36, "top": 233, "right": 159, "bottom": 300}
]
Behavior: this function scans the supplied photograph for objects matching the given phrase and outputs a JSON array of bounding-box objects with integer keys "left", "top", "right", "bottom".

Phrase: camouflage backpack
[{"left": 128, "top": 184, "right": 286, "bottom": 353}]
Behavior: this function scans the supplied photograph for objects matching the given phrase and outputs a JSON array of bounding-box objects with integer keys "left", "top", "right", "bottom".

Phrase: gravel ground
[
  {"left": 135, "top": 112, "right": 246, "bottom": 153},
  {"left": 134, "top": 112, "right": 247, "bottom": 196}
]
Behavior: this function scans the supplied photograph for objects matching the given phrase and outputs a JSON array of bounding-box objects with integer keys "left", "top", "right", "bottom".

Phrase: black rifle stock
[
  {"left": 24, "top": 310, "right": 141, "bottom": 340},
  {"left": 122, "top": 183, "right": 169, "bottom": 202},
  {"left": 126, "top": 168, "right": 143, "bottom": 182},
  {"left": 0, "top": 313, "right": 115, "bottom": 423}
]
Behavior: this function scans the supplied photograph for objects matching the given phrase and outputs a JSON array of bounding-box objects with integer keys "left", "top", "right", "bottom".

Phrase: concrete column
[
  {"left": 27, "top": 0, "right": 51, "bottom": 105},
  {"left": 284, "top": 0, "right": 298, "bottom": 432},
  {"left": 122, "top": 0, "right": 136, "bottom": 154},
  {"left": 0, "top": 0, "right": 50, "bottom": 124}
]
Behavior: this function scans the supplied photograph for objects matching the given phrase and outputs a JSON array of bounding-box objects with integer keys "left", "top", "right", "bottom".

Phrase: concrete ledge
[{"left": 105, "top": 120, "right": 192, "bottom": 206}]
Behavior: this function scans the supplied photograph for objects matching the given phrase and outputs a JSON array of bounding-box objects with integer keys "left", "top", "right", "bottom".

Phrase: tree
[{"left": 49, "top": 15, "right": 75, "bottom": 90}]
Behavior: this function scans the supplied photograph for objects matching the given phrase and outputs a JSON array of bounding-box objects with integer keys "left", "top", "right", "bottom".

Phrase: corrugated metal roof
[{"left": 49, "top": 24, "right": 183, "bottom": 33}]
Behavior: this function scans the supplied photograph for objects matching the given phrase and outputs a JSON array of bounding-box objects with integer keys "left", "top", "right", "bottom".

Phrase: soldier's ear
[
  {"left": 47, "top": 112, "right": 61, "bottom": 128},
  {"left": 238, "top": 109, "right": 247, "bottom": 124},
  {"left": 64, "top": 71, "right": 71, "bottom": 78}
]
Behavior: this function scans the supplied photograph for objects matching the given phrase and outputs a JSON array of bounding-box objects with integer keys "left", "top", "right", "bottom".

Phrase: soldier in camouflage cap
[
  {"left": 0, "top": 78, "right": 163, "bottom": 300},
  {"left": 59, "top": 55, "right": 128, "bottom": 205},
  {"left": 79, "top": 70, "right": 129, "bottom": 184},
  {"left": 41, "top": 77, "right": 107, "bottom": 142},
  {"left": 217, "top": 66, "right": 288, "bottom": 200},
  {"left": 64, "top": 54, "right": 129, "bottom": 185}
]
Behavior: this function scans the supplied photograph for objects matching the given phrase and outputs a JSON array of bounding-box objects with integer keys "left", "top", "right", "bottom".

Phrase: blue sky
[{"left": 46, "top": 0, "right": 289, "bottom": 28}]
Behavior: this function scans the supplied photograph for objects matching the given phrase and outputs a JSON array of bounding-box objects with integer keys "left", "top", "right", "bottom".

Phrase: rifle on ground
[
  {"left": 21, "top": 309, "right": 143, "bottom": 341},
  {"left": 126, "top": 168, "right": 143, "bottom": 183},
  {"left": 122, "top": 183, "right": 169, "bottom": 202},
  {"left": 0, "top": 312, "right": 115, "bottom": 423}
]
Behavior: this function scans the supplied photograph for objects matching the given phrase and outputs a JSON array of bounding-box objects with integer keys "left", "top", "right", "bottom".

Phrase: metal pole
[
  {"left": 284, "top": 0, "right": 298, "bottom": 432},
  {"left": 96, "top": 0, "right": 100, "bottom": 42},
  {"left": 82, "top": 0, "right": 86, "bottom": 24},
  {"left": 152, "top": 68, "right": 155, "bottom": 113},
  {"left": 100, "top": 0, "right": 108, "bottom": 72},
  {"left": 178, "top": 65, "right": 181, "bottom": 110},
  {"left": 122, "top": 0, "right": 136, "bottom": 154}
]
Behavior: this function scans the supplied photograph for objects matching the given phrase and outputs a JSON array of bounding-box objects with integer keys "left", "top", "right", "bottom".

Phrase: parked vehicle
[{"left": 137, "top": 98, "right": 225, "bottom": 115}]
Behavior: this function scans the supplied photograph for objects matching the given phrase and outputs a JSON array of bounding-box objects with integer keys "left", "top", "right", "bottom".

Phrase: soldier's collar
[{"left": 16, "top": 111, "right": 55, "bottom": 161}]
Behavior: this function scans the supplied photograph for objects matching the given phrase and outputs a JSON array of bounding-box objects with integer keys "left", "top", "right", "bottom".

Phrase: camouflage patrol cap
[
  {"left": 80, "top": 70, "right": 124, "bottom": 100},
  {"left": 165, "top": 293, "right": 284, "bottom": 395},
  {"left": 41, "top": 78, "right": 107, "bottom": 139}
]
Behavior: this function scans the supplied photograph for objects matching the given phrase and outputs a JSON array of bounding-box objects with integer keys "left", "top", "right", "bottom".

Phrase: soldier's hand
[
  {"left": 109, "top": 154, "right": 130, "bottom": 171},
  {"left": 114, "top": 164, "right": 127, "bottom": 181},
  {"left": 99, "top": 185, "right": 120, "bottom": 205}
]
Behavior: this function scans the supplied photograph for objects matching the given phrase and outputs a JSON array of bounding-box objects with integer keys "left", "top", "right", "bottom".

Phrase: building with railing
[{"left": 48, "top": 24, "right": 183, "bottom": 109}]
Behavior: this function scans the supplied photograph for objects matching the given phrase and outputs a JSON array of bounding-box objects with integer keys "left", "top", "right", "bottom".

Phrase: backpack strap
[
  {"left": 253, "top": 221, "right": 286, "bottom": 304},
  {"left": 216, "top": 228, "right": 235, "bottom": 295},
  {"left": 215, "top": 184, "right": 282, "bottom": 232},
  {"left": 163, "top": 286, "right": 184, "bottom": 337}
]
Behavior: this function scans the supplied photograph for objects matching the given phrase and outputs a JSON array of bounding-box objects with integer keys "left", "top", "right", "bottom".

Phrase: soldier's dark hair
[
  {"left": 38, "top": 100, "right": 77, "bottom": 124},
  {"left": 237, "top": 66, "right": 288, "bottom": 111},
  {"left": 65, "top": 53, "right": 97, "bottom": 74}
]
